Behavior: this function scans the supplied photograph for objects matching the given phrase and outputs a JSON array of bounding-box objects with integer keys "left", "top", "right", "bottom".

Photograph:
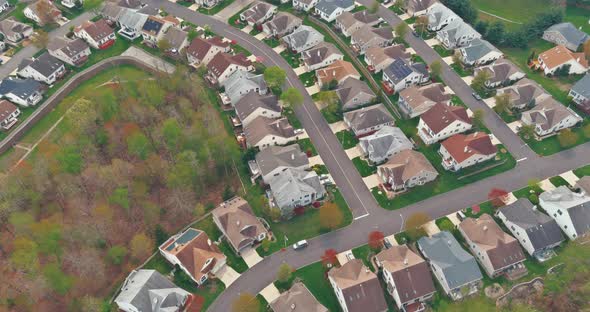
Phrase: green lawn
[
  {"left": 520, "top": 119, "right": 590, "bottom": 156},
  {"left": 549, "top": 176, "right": 570, "bottom": 188},
  {"left": 299, "top": 71, "right": 316, "bottom": 87},
  {"left": 564, "top": 3, "right": 590, "bottom": 33},
  {"left": 352, "top": 157, "right": 376, "bottom": 177},
  {"left": 435, "top": 217, "right": 456, "bottom": 232},
  {"left": 433, "top": 45, "right": 453, "bottom": 57},
  {"left": 198, "top": 0, "right": 233, "bottom": 15},
  {"left": 470, "top": 0, "right": 552, "bottom": 25},
  {"left": 512, "top": 184, "right": 543, "bottom": 199},
  {"left": 352, "top": 245, "right": 377, "bottom": 270},
  {"left": 574, "top": 164, "right": 590, "bottom": 177},
  {"left": 335, "top": 130, "right": 359, "bottom": 150},
  {"left": 320, "top": 103, "right": 343, "bottom": 124},
  {"left": 280, "top": 49, "right": 301, "bottom": 68},
  {"left": 257, "top": 187, "right": 352, "bottom": 256},
  {"left": 284, "top": 262, "right": 342, "bottom": 312},
  {"left": 263, "top": 37, "right": 281, "bottom": 48},
  {"left": 450, "top": 63, "right": 473, "bottom": 77},
  {"left": 296, "top": 138, "right": 317, "bottom": 156},
  {"left": 283, "top": 106, "right": 302, "bottom": 129}
]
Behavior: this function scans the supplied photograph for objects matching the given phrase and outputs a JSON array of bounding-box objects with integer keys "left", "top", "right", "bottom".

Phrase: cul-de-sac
[{"left": 0, "top": 0, "right": 589, "bottom": 311}]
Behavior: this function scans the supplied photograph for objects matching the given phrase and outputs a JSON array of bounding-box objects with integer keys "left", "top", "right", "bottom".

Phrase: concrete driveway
[
  {"left": 560, "top": 171, "right": 580, "bottom": 185},
  {"left": 423, "top": 220, "right": 440, "bottom": 236},
  {"left": 446, "top": 213, "right": 461, "bottom": 226},
  {"left": 484, "top": 97, "right": 496, "bottom": 108},
  {"left": 362, "top": 174, "right": 381, "bottom": 189},
  {"left": 309, "top": 155, "right": 324, "bottom": 166},
  {"left": 273, "top": 45, "right": 286, "bottom": 54},
  {"left": 444, "top": 86, "right": 455, "bottom": 94},
  {"left": 259, "top": 283, "right": 281, "bottom": 303},
  {"left": 293, "top": 66, "right": 308, "bottom": 75},
  {"left": 504, "top": 192, "right": 518, "bottom": 204},
  {"left": 329, "top": 121, "right": 348, "bottom": 133},
  {"left": 336, "top": 249, "right": 354, "bottom": 265},
  {"left": 242, "top": 248, "right": 263, "bottom": 268},
  {"left": 539, "top": 179, "right": 556, "bottom": 191},
  {"left": 442, "top": 56, "right": 453, "bottom": 65},
  {"left": 215, "top": 0, "right": 254, "bottom": 20},
  {"left": 507, "top": 121, "right": 522, "bottom": 134},
  {"left": 424, "top": 38, "right": 440, "bottom": 47},
  {"left": 461, "top": 76, "right": 474, "bottom": 84},
  {"left": 306, "top": 85, "right": 320, "bottom": 95},
  {"left": 217, "top": 265, "right": 240, "bottom": 286},
  {"left": 345, "top": 146, "right": 363, "bottom": 159}
]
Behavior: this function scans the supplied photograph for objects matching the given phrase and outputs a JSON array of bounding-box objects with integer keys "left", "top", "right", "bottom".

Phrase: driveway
[
  {"left": 539, "top": 179, "right": 556, "bottom": 191},
  {"left": 423, "top": 220, "right": 440, "bottom": 236},
  {"left": 308, "top": 155, "right": 324, "bottom": 166},
  {"left": 345, "top": 146, "right": 363, "bottom": 159},
  {"left": 214, "top": 0, "right": 254, "bottom": 20},
  {"left": 329, "top": 121, "right": 348, "bottom": 133},
  {"left": 217, "top": 265, "right": 240, "bottom": 286},
  {"left": 362, "top": 174, "right": 381, "bottom": 189},
  {"left": 259, "top": 283, "right": 281, "bottom": 303},
  {"left": 560, "top": 171, "right": 580, "bottom": 185},
  {"left": 242, "top": 248, "right": 263, "bottom": 267}
]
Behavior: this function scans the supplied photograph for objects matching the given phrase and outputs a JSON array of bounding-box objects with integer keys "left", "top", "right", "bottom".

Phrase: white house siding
[
  {"left": 439, "top": 145, "right": 495, "bottom": 171},
  {"left": 241, "top": 107, "right": 281, "bottom": 127},
  {"left": 293, "top": 0, "right": 319, "bottom": 11},
  {"left": 329, "top": 276, "right": 350, "bottom": 312},
  {"left": 417, "top": 119, "right": 472, "bottom": 145},
  {"left": 19, "top": 65, "right": 65, "bottom": 85},
  {"left": 496, "top": 213, "right": 537, "bottom": 256},
  {"left": 539, "top": 200, "right": 579, "bottom": 240},
  {"left": 253, "top": 135, "right": 295, "bottom": 150},
  {"left": 305, "top": 53, "right": 343, "bottom": 71},
  {"left": 459, "top": 228, "right": 497, "bottom": 277}
]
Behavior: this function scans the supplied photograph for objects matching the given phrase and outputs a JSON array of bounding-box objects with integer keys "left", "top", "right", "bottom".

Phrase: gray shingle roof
[
  {"left": 315, "top": 0, "right": 354, "bottom": 15},
  {"left": 498, "top": 198, "right": 564, "bottom": 252},
  {"left": 0, "top": 78, "right": 43, "bottom": 100},
  {"left": 540, "top": 186, "right": 590, "bottom": 237},
  {"left": 115, "top": 270, "right": 189, "bottom": 312},
  {"left": 544, "top": 22, "right": 590, "bottom": 49},
  {"left": 234, "top": 92, "right": 279, "bottom": 122},
  {"left": 418, "top": 231, "right": 483, "bottom": 290},
  {"left": 461, "top": 38, "right": 500, "bottom": 63},
  {"left": 359, "top": 126, "right": 412, "bottom": 162},
  {"left": 344, "top": 103, "right": 394, "bottom": 133},
  {"left": 571, "top": 73, "right": 590, "bottom": 100},
  {"left": 335, "top": 77, "right": 375, "bottom": 109},
  {"left": 268, "top": 167, "right": 325, "bottom": 210},
  {"left": 283, "top": 25, "right": 323, "bottom": 51},
  {"left": 47, "top": 37, "right": 89, "bottom": 58},
  {"left": 302, "top": 42, "right": 342, "bottom": 68},
  {"left": 18, "top": 52, "right": 63, "bottom": 78},
  {"left": 255, "top": 144, "right": 309, "bottom": 178}
]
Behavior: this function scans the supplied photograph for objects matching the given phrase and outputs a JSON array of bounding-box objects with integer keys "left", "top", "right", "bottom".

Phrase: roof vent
[
  {"left": 483, "top": 225, "right": 488, "bottom": 231},
  {"left": 291, "top": 303, "right": 296, "bottom": 310},
  {"left": 403, "top": 258, "right": 408, "bottom": 265}
]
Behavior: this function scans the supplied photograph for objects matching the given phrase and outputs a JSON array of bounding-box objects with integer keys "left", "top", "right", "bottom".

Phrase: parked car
[
  {"left": 293, "top": 240, "right": 308, "bottom": 250},
  {"left": 472, "top": 92, "right": 482, "bottom": 101},
  {"left": 456, "top": 211, "right": 466, "bottom": 221}
]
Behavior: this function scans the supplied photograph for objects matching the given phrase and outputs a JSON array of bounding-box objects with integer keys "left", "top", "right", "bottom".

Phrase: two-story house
[
  {"left": 47, "top": 37, "right": 91, "bottom": 67},
  {"left": 301, "top": 42, "right": 344, "bottom": 71},
  {"left": 495, "top": 78, "right": 551, "bottom": 110},
  {"left": 262, "top": 12, "right": 302, "bottom": 38},
  {"left": 364, "top": 45, "right": 411, "bottom": 73},
  {"left": 254, "top": 144, "right": 310, "bottom": 184},
  {"left": 244, "top": 116, "right": 297, "bottom": 149},
  {"left": 382, "top": 58, "right": 429, "bottom": 93},
  {"left": 0, "top": 18, "right": 34, "bottom": 44},
  {"left": 417, "top": 103, "right": 472, "bottom": 145},
  {"left": 268, "top": 167, "right": 325, "bottom": 218},
  {"left": 0, "top": 100, "right": 20, "bottom": 130},
  {"left": 282, "top": 25, "right": 324, "bottom": 53},
  {"left": 520, "top": 97, "right": 582, "bottom": 138},
  {"left": 335, "top": 10, "right": 380, "bottom": 37},
  {"left": 74, "top": 19, "right": 116, "bottom": 50},
  {"left": 378, "top": 149, "right": 438, "bottom": 191},
  {"left": 473, "top": 59, "right": 525, "bottom": 88},
  {"left": 17, "top": 52, "right": 65, "bottom": 85},
  {"left": 426, "top": 2, "right": 458, "bottom": 32},
  {"left": 240, "top": 1, "right": 277, "bottom": 26},
  {"left": 359, "top": 126, "right": 413, "bottom": 164},
  {"left": 186, "top": 36, "right": 231, "bottom": 66},
  {"left": 335, "top": 77, "right": 376, "bottom": 111},
  {"left": 206, "top": 52, "right": 253, "bottom": 85},
  {"left": 343, "top": 104, "right": 395, "bottom": 136},
  {"left": 439, "top": 132, "right": 497, "bottom": 171},
  {"left": 314, "top": 0, "right": 355, "bottom": 22},
  {"left": 328, "top": 259, "right": 388, "bottom": 312},
  {"left": 436, "top": 19, "right": 481, "bottom": 49},
  {"left": 459, "top": 38, "right": 503, "bottom": 67},
  {"left": 234, "top": 92, "right": 280, "bottom": 126},
  {"left": 221, "top": 69, "right": 268, "bottom": 105},
  {"left": 398, "top": 83, "right": 451, "bottom": 118},
  {"left": 0, "top": 78, "right": 44, "bottom": 107},
  {"left": 539, "top": 186, "right": 590, "bottom": 241},
  {"left": 537, "top": 45, "right": 589, "bottom": 76},
  {"left": 351, "top": 26, "right": 394, "bottom": 55}
]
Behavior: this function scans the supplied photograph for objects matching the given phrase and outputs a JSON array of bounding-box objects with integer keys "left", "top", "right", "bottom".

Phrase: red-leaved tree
[
  {"left": 321, "top": 249, "right": 338, "bottom": 267},
  {"left": 488, "top": 188, "right": 509, "bottom": 208},
  {"left": 368, "top": 231, "right": 384, "bottom": 250}
]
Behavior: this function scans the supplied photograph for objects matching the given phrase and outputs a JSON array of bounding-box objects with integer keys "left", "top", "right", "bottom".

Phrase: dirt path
[{"left": 478, "top": 9, "right": 523, "bottom": 25}]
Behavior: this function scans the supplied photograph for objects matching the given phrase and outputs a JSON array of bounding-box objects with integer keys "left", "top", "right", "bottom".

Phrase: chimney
[
  {"left": 464, "top": 146, "right": 468, "bottom": 153},
  {"left": 483, "top": 225, "right": 488, "bottom": 231}
]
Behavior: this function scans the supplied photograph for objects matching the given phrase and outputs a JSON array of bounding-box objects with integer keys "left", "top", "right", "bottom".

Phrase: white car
[{"left": 293, "top": 240, "right": 308, "bottom": 250}]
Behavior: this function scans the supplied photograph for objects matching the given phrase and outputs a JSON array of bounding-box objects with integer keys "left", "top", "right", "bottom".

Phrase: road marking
[
  {"left": 354, "top": 213, "right": 369, "bottom": 220},
  {"left": 224, "top": 26, "right": 372, "bottom": 217},
  {"left": 517, "top": 157, "right": 528, "bottom": 162}
]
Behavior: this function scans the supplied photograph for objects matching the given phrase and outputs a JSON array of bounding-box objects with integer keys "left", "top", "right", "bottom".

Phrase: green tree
[
  {"left": 10, "top": 237, "right": 40, "bottom": 273},
  {"left": 582, "top": 123, "right": 590, "bottom": 139},
  {"left": 472, "top": 109, "right": 485, "bottom": 129},
  {"left": 232, "top": 293, "right": 260, "bottom": 312},
  {"left": 9, "top": 211, "right": 34, "bottom": 236},
  {"left": 162, "top": 118, "right": 183, "bottom": 153},
  {"left": 280, "top": 87, "right": 304, "bottom": 108},
  {"left": 452, "top": 50, "right": 462, "bottom": 65},
  {"left": 583, "top": 40, "right": 590, "bottom": 60},
  {"left": 395, "top": 22, "right": 409, "bottom": 39},
  {"left": 276, "top": 263, "right": 293, "bottom": 283},
  {"left": 130, "top": 232, "right": 153, "bottom": 262},
  {"left": 56, "top": 146, "right": 83, "bottom": 174},
  {"left": 31, "top": 29, "right": 49, "bottom": 48},
  {"left": 368, "top": 0, "right": 379, "bottom": 13},
  {"left": 429, "top": 60, "right": 442, "bottom": 78},
  {"left": 485, "top": 22, "right": 506, "bottom": 44},
  {"left": 109, "top": 187, "right": 130, "bottom": 211},
  {"left": 30, "top": 216, "right": 62, "bottom": 256},
  {"left": 107, "top": 245, "right": 128, "bottom": 265},
  {"left": 43, "top": 262, "right": 74, "bottom": 295},
  {"left": 264, "top": 66, "right": 287, "bottom": 90},
  {"left": 127, "top": 131, "right": 152, "bottom": 160},
  {"left": 557, "top": 129, "right": 579, "bottom": 148},
  {"left": 261, "top": 238, "right": 271, "bottom": 252},
  {"left": 415, "top": 16, "right": 429, "bottom": 36},
  {"left": 471, "top": 70, "right": 491, "bottom": 96},
  {"left": 527, "top": 178, "right": 540, "bottom": 190},
  {"left": 194, "top": 203, "right": 206, "bottom": 217},
  {"left": 493, "top": 93, "right": 511, "bottom": 113},
  {"left": 404, "top": 212, "right": 430, "bottom": 241},
  {"left": 518, "top": 124, "right": 536, "bottom": 139}
]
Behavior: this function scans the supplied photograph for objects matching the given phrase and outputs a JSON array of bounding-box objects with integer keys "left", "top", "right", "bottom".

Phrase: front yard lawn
[
  {"left": 521, "top": 119, "right": 590, "bottom": 156},
  {"left": 320, "top": 103, "right": 343, "bottom": 124},
  {"left": 263, "top": 37, "right": 280, "bottom": 48},
  {"left": 574, "top": 164, "right": 590, "bottom": 177},
  {"left": 280, "top": 49, "right": 301, "bottom": 68},
  {"left": 435, "top": 217, "right": 456, "bottom": 232},
  {"left": 433, "top": 45, "right": 453, "bottom": 57},
  {"left": 198, "top": 0, "right": 233, "bottom": 15},
  {"left": 283, "top": 106, "right": 302, "bottom": 129},
  {"left": 352, "top": 157, "right": 376, "bottom": 177},
  {"left": 335, "top": 130, "right": 359, "bottom": 150},
  {"left": 549, "top": 176, "right": 570, "bottom": 188},
  {"left": 450, "top": 63, "right": 473, "bottom": 77},
  {"left": 296, "top": 138, "right": 317, "bottom": 156},
  {"left": 299, "top": 71, "right": 316, "bottom": 87},
  {"left": 279, "top": 262, "right": 342, "bottom": 312}
]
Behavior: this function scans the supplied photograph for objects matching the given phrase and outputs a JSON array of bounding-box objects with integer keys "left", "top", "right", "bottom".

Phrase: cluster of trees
[
  {"left": 442, "top": 0, "right": 564, "bottom": 48},
  {"left": 0, "top": 66, "right": 241, "bottom": 310}
]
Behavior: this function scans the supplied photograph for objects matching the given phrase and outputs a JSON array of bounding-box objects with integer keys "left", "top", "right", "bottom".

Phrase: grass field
[{"left": 470, "top": 0, "right": 552, "bottom": 25}]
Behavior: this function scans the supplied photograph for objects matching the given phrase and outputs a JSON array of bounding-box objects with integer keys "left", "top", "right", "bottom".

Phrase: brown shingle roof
[
  {"left": 270, "top": 282, "right": 328, "bottom": 312},
  {"left": 459, "top": 214, "right": 526, "bottom": 271},
  {"left": 420, "top": 103, "right": 471, "bottom": 134},
  {"left": 328, "top": 259, "right": 388, "bottom": 312},
  {"left": 186, "top": 36, "right": 229, "bottom": 61},
  {"left": 365, "top": 44, "right": 411, "bottom": 67},
  {"left": 379, "top": 149, "right": 437, "bottom": 186},
  {"left": 211, "top": 197, "right": 267, "bottom": 252},
  {"left": 0, "top": 100, "right": 18, "bottom": 122},
  {"left": 207, "top": 52, "right": 252, "bottom": 77},
  {"left": 441, "top": 132, "right": 497, "bottom": 163},
  {"left": 399, "top": 83, "right": 451, "bottom": 110},
  {"left": 75, "top": 19, "right": 114, "bottom": 42},
  {"left": 375, "top": 245, "right": 435, "bottom": 304},
  {"left": 244, "top": 116, "right": 295, "bottom": 146},
  {"left": 316, "top": 60, "right": 360, "bottom": 85},
  {"left": 539, "top": 45, "right": 589, "bottom": 69}
]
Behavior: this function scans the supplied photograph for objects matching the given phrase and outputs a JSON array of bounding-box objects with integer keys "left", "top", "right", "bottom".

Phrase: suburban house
[
  {"left": 61, "top": 0, "right": 79, "bottom": 9},
  {"left": 117, "top": 0, "right": 144, "bottom": 9},
  {"left": 417, "top": 103, "right": 472, "bottom": 145},
  {"left": 520, "top": 97, "right": 582, "bottom": 137},
  {"left": 436, "top": 19, "right": 481, "bottom": 49},
  {"left": 234, "top": 92, "right": 280, "bottom": 126},
  {"left": 222, "top": 70, "right": 268, "bottom": 105},
  {"left": 114, "top": 270, "right": 190, "bottom": 312},
  {"left": 496, "top": 198, "right": 565, "bottom": 261},
  {"left": 343, "top": 104, "right": 395, "bottom": 136},
  {"left": 458, "top": 214, "right": 527, "bottom": 279},
  {"left": 378, "top": 149, "right": 438, "bottom": 191},
  {"left": 569, "top": 73, "right": 590, "bottom": 106},
  {"left": 255, "top": 144, "right": 310, "bottom": 184},
  {"left": 0, "top": 100, "right": 20, "bottom": 130},
  {"left": 577, "top": 176, "right": 590, "bottom": 194},
  {"left": 24, "top": 0, "right": 62, "bottom": 26},
  {"left": 374, "top": 245, "right": 436, "bottom": 312},
  {"left": 439, "top": 132, "right": 497, "bottom": 171},
  {"left": 17, "top": 52, "right": 65, "bottom": 85},
  {"left": 211, "top": 197, "right": 268, "bottom": 254},
  {"left": 417, "top": 231, "right": 483, "bottom": 301},
  {"left": 0, "top": 0, "right": 9, "bottom": 13},
  {"left": 0, "top": 78, "right": 44, "bottom": 107},
  {"left": 542, "top": 22, "right": 590, "bottom": 51},
  {"left": 301, "top": 42, "right": 344, "bottom": 71},
  {"left": 292, "top": 0, "right": 320, "bottom": 12},
  {"left": 47, "top": 38, "right": 91, "bottom": 67},
  {"left": 398, "top": 83, "right": 451, "bottom": 118},
  {"left": 316, "top": 60, "right": 360, "bottom": 88},
  {"left": 270, "top": 282, "right": 328, "bottom": 312},
  {"left": 365, "top": 44, "right": 411, "bottom": 73},
  {"left": 537, "top": 45, "right": 589, "bottom": 76},
  {"left": 117, "top": 8, "right": 149, "bottom": 40},
  {"left": 405, "top": 0, "right": 439, "bottom": 16},
  {"left": 382, "top": 58, "right": 429, "bottom": 93},
  {"left": 539, "top": 186, "right": 590, "bottom": 240},
  {"left": 141, "top": 16, "right": 173, "bottom": 45},
  {"left": 314, "top": 0, "right": 355, "bottom": 23},
  {"left": 161, "top": 27, "right": 188, "bottom": 53},
  {"left": 244, "top": 116, "right": 296, "bottom": 149},
  {"left": 474, "top": 59, "right": 525, "bottom": 88},
  {"left": 335, "top": 77, "right": 376, "bottom": 111},
  {"left": 74, "top": 19, "right": 116, "bottom": 50},
  {"left": 0, "top": 18, "right": 34, "bottom": 44},
  {"left": 240, "top": 1, "right": 277, "bottom": 26},
  {"left": 195, "top": 0, "right": 221, "bottom": 9},
  {"left": 100, "top": 2, "right": 125, "bottom": 23},
  {"left": 359, "top": 126, "right": 413, "bottom": 164},
  {"left": 206, "top": 52, "right": 253, "bottom": 85},
  {"left": 328, "top": 259, "right": 388, "bottom": 312},
  {"left": 268, "top": 167, "right": 326, "bottom": 217},
  {"left": 186, "top": 36, "right": 231, "bottom": 66},
  {"left": 159, "top": 228, "right": 226, "bottom": 285},
  {"left": 459, "top": 38, "right": 503, "bottom": 67},
  {"left": 282, "top": 25, "right": 324, "bottom": 53},
  {"left": 335, "top": 10, "right": 380, "bottom": 37},
  {"left": 262, "top": 12, "right": 302, "bottom": 38},
  {"left": 496, "top": 78, "right": 551, "bottom": 110},
  {"left": 351, "top": 25, "right": 394, "bottom": 55},
  {"left": 426, "top": 2, "right": 458, "bottom": 32}
]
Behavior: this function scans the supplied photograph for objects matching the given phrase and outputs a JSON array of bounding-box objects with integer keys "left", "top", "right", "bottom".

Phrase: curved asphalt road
[{"left": 145, "top": 1, "right": 589, "bottom": 311}]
